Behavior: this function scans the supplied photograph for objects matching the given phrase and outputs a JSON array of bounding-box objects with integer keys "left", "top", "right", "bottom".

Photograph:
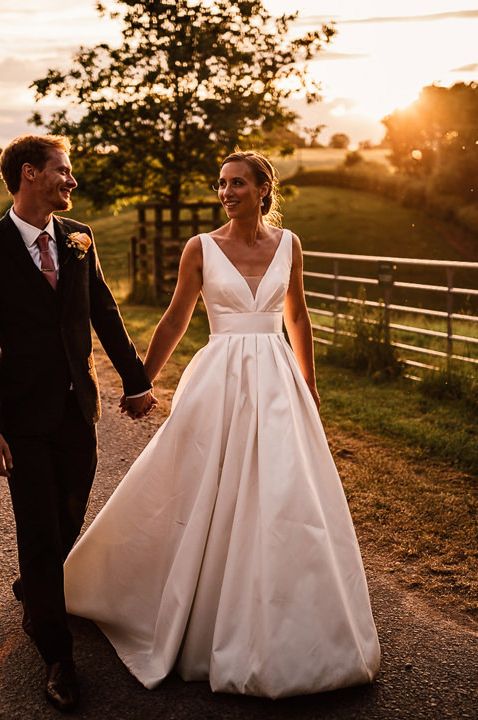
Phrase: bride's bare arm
[
  {"left": 144, "top": 236, "right": 203, "bottom": 383},
  {"left": 283, "top": 234, "right": 321, "bottom": 410}
]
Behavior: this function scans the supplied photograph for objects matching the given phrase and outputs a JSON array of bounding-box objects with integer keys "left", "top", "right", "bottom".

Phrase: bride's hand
[
  {"left": 308, "top": 385, "right": 321, "bottom": 413},
  {"left": 120, "top": 392, "right": 158, "bottom": 419}
]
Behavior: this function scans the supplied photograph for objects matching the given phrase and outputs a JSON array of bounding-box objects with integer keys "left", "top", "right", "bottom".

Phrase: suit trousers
[{"left": 6, "top": 390, "right": 97, "bottom": 663}]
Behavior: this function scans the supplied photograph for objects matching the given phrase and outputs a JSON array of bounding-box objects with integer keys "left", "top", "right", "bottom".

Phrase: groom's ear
[{"left": 21, "top": 163, "right": 37, "bottom": 183}]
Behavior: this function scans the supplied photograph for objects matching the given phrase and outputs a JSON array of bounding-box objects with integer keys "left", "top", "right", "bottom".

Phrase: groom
[{"left": 0, "top": 134, "right": 156, "bottom": 711}]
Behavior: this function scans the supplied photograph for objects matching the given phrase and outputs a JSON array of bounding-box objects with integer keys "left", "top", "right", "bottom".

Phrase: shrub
[
  {"left": 326, "top": 288, "right": 404, "bottom": 381},
  {"left": 456, "top": 204, "right": 478, "bottom": 236},
  {"left": 420, "top": 364, "right": 478, "bottom": 411},
  {"left": 343, "top": 150, "right": 363, "bottom": 168}
]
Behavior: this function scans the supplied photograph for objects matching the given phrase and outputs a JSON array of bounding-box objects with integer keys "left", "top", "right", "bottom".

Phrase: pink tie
[{"left": 36, "top": 232, "right": 57, "bottom": 289}]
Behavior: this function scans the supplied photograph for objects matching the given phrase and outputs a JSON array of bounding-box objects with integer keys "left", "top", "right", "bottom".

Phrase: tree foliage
[
  {"left": 328, "top": 132, "right": 350, "bottom": 149},
  {"left": 382, "top": 82, "right": 478, "bottom": 202},
  {"left": 30, "top": 0, "right": 335, "bottom": 208},
  {"left": 261, "top": 125, "right": 307, "bottom": 153},
  {"left": 302, "top": 124, "right": 326, "bottom": 148}
]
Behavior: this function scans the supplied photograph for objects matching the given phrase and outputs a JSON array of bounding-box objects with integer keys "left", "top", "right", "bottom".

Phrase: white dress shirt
[{"left": 9, "top": 207, "right": 59, "bottom": 279}]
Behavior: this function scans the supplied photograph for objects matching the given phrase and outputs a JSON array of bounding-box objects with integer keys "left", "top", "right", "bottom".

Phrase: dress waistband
[{"left": 209, "top": 311, "right": 283, "bottom": 335}]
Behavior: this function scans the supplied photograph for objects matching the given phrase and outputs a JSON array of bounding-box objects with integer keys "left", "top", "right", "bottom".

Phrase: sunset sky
[{"left": 0, "top": 0, "right": 477, "bottom": 148}]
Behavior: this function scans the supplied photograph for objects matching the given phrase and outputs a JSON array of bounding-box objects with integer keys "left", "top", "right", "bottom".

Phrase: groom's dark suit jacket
[{"left": 0, "top": 211, "right": 151, "bottom": 436}]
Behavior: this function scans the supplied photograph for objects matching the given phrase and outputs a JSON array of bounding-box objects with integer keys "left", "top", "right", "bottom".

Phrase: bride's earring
[{"left": 260, "top": 198, "right": 264, "bottom": 207}]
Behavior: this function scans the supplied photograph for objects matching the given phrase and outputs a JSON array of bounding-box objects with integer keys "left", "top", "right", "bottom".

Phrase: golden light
[{"left": 303, "top": 5, "right": 478, "bottom": 128}]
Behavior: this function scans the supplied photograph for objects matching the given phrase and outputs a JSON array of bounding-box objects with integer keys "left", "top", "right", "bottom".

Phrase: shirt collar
[{"left": 9, "top": 207, "right": 56, "bottom": 248}]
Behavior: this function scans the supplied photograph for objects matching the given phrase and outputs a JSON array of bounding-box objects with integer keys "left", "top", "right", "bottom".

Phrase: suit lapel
[
  {"left": 54, "top": 215, "right": 81, "bottom": 313},
  {"left": 0, "top": 213, "right": 57, "bottom": 302}
]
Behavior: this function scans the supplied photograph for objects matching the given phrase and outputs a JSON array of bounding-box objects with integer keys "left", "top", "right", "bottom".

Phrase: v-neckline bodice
[{"left": 205, "top": 230, "right": 285, "bottom": 303}]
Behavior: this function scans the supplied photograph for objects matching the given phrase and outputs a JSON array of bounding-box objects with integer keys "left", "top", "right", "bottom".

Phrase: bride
[{"left": 64, "top": 150, "right": 380, "bottom": 698}]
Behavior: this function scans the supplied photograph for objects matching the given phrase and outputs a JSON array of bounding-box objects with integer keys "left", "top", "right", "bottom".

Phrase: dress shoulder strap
[
  {"left": 198, "top": 233, "right": 210, "bottom": 250},
  {"left": 198, "top": 233, "right": 216, "bottom": 286},
  {"left": 281, "top": 228, "right": 293, "bottom": 267}
]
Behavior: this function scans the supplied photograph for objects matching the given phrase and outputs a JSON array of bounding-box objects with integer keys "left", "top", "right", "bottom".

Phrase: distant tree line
[{"left": 263, "top": 126, "right": 353, "bottom": 150}]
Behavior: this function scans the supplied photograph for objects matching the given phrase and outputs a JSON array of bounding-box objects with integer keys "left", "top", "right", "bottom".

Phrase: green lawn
[
  {"left": 315, "top": 361, "right": 478, "bottom": 474},
  {"left": 281, "top": 186, "right": 472, "bottom": 261},
  {"left": 272, "top": 147, "right": 391, "bottom": 179}
]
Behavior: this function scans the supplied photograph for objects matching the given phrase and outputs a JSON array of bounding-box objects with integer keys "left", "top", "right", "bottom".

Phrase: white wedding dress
[{"left": 64, "top": 230, "right": 380, "bottom": 698}]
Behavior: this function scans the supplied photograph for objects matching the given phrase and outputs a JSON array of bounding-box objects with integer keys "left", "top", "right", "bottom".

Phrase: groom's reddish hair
[{"left": 0, "top": 134, "right": 71, "bottom": 195}]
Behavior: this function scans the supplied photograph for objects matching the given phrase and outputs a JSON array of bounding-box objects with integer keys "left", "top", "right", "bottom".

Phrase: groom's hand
[
  {"left": 120, "top": 391, "right": 158, "bottom": 420},
  {"left": 0, "top": 434, "right": 13, "bottom": 478}
]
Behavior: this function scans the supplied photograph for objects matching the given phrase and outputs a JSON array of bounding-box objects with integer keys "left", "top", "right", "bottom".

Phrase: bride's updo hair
[{"left": 220, "top": 150, "right": 282, "bottom": 227}]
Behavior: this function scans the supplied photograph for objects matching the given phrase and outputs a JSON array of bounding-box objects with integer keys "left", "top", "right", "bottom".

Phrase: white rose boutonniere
[{"left": 66, "top": 232, "right": 92, "bottom": 259}]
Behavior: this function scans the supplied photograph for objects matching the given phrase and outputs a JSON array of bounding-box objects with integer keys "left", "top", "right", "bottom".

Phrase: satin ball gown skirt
[{"left": 64, "top": 230, "right": 380, "bottom": 697}]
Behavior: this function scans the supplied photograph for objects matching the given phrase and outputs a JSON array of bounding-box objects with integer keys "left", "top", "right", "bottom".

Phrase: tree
[
  {"left": 328, "top": 133, "right": 350, "bottom": 149},
  {"left": 261, "top": 125, "right": 307, "bottom": 154},
  {"left": 31, "top": 0, "right": 335, "bottom": 211},
  {"left": 303, "top": 124, "right": 326, "bottom": 148},
  {"left": 382, "top": 82, "right": 478, "bottom": 200}
]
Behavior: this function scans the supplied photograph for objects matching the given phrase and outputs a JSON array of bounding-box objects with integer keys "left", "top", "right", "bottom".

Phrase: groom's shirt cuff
[{"left": 126, "top": 390, "right": 150, "bottom": 399}]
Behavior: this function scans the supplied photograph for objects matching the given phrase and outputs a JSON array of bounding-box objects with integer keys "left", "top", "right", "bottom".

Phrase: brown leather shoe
[
  {"left": 12, "top": 578, "right": 33, "bottom": 639},
  {"left": 45, "top": 659, "right": 79, "bottom": 713}
]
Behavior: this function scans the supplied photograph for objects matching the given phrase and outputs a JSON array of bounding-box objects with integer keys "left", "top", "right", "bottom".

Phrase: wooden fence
[
  {"left": 303, "top": 251, "right": 478, "bottom": 379},
  {"left": 130, "top": 201, "right": 222, "bottom": 301}
]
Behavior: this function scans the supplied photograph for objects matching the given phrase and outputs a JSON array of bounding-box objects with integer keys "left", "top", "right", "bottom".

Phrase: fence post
[
  {"left": 129, "top": 235, "right": 137, "bottom": 292},
  {"left": 446, "top": 267, "right": 454, "bottom": 375},
  {"left": 152, "top": 206, "right": 164, "bottom": 303},
  {"left": 212, "top": 203, "right": 222, "bottom": 228},
  {"left": 378, "top": 262, "right": 395, "bottom": 345},
  {"left": 137, "top": 205, "right": 149, "bottom": 288},
  {"left": 191, "top": 207, "right": 200, "bottom": 237},
  {"left": 333, "top": 260, "right": 339, "bottom": 342}
]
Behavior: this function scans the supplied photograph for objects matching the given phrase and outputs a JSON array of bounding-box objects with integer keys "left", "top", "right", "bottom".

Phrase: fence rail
[{"left": 303, "top": 251, "right": 478, "bottom": 378}]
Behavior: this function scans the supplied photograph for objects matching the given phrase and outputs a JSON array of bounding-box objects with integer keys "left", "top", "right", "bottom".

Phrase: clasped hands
[
  {"left": 119, "top": 390, "right": 158, "bottom": 420},
  {"left": 1, "top": 393, "right": 157, "bottom": 478}
]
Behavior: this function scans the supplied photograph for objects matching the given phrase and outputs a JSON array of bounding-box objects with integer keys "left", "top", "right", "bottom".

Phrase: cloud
[
  {"left": 452, "top": 63, "right": 478, "bottom": 73},
  {"left": 0, "top": 110, "right": 36, "bottom": 150},
  {"left": 288, "top": 96, "right": 385, "bottom": 146},
  {"left": 295, "top": 15, "right": 337, "bottom": 26},
  {"left": 0, "top": 2, "right": 103, "bottom": 19},
  {"left": 0, "top": 99, "right": 70, "bottom": 150},
  {"left": 316, "top": 51, "right": 367, "bottom": 62},
  {"left": 0, "top": 58, "right": 41, "bottom": 86},
  {"left": 300, "top": 10, "right": 478, "bottom": 26},
  {"left": 343, "top": 9, "right": 478, "bottom": 24}
]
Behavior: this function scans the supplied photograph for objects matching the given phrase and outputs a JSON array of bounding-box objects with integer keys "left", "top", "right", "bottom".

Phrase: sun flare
[{"left": 300, "top": 4, "right": 478, "bottom": 138}]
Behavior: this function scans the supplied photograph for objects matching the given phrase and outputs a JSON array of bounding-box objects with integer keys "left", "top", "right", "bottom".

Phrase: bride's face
[{"left": 217, "top": 161, "right": 267, "bottom": 220}]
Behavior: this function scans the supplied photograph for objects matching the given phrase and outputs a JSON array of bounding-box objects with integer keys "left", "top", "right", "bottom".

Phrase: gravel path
[{"left": 1, "top": 356, "right": 477, "bottom": 720}]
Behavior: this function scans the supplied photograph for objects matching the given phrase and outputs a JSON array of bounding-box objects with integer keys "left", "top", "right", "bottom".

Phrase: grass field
[
  {"left": 283, "top": 186, "right": 475, "bottom": 261},
  {"left": 271, "top": 147, "right": 391, "bottom": 179}
]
